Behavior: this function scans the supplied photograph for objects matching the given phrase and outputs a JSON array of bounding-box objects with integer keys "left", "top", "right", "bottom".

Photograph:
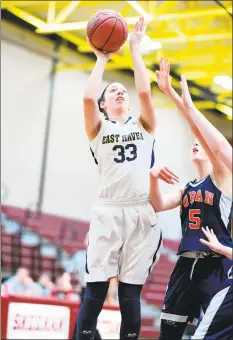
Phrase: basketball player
[
  {"left": 192, "top": 129, "right": 233, "bottom": 340},
  {"left": 76, "top": 17, "right": 162, "bottom": 340},
  {"left": 149, "top": 58, "right": 232, "bottom": 339}
]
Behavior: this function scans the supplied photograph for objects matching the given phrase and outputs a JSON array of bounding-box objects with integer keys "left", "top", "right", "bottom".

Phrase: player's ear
[{"left": 100, "top": 101, "right": 106, "bottom": 110}]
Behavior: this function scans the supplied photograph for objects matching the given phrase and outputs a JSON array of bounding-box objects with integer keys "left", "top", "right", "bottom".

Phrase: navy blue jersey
[{"left": 178, "top": 175, "right": 232, "bottom": 255}]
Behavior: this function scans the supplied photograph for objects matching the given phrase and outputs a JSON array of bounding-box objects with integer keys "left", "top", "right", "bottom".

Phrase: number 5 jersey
[
  {"left": 89, "top": 117, "right": 155, "bottom": 201},
  {"left": 178, "top": 175, "right": 232, "bottom": 255}
]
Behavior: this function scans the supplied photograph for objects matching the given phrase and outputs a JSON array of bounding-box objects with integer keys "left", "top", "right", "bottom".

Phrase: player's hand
[
  {"left": 200, "top": 227, "right": 223, "bottom": 254},
  {"left": 150, "top": 166, "right": 179, "bottom": 185},
  {"left": 180, "top": 75, "right": 194, "bottom": 109},
  {"left": 129, "top": 17, "right": 147, "bottom": 48},
  {"left": 155, "top": 57, "right": 172, "bottom": 93},
  {"left": 87, "top": 38, "right": 118, "bottom": 61}
]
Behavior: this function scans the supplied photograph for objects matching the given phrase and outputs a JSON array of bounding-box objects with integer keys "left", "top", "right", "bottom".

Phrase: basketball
[{"left": 86, "top": 10, "right": 128, "bottom": 53}]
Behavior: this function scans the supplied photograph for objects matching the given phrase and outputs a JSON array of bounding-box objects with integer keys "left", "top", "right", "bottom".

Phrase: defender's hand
[
  {"left": 129, "top": 17, "right": 147, "bottom": 48},
  {"left": 200, "top": 227, "right": 223, "bottom": 254},
  {"left": 150, "top": 166, "right": 179, "bottom": 185},
  {"left": 155, "top": 57, "right": 172, "bottom": 93}
]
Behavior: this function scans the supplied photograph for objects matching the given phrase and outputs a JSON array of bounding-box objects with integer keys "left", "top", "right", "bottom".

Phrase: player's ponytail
[{"left": 98, "top": 85, "right": 109, "bottom": 120}]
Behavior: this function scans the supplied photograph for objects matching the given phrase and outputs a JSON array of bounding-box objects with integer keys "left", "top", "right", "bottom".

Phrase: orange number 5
[{"left": 189, "top": 209, "right": 201, "bottom": 229}]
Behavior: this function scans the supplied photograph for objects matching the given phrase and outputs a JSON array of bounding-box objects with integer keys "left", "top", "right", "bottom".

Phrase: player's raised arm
[
  {"left": 150, "top": 166, "right": 182, "bottom": 212},
  {"left": 129, "top": 17, "right": 156, "bottom": 134},
  {"left": 83, "top": 40, "right": 115, "bottom": 141},
  {"left": 180, "top": 76, "right": 232, "bottom": 173},
  {"left": 156, "top": 58, "right": 232, "bottom": 174}
]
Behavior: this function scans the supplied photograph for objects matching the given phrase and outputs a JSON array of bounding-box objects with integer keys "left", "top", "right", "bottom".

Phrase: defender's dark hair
[{"left": 98, "top": 85, "right": 110, "bottom": 119}]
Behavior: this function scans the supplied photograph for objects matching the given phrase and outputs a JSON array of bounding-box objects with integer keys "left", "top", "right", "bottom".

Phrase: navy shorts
[
  {"left": 192, "top": 274, "right": 233, "bottom": 340},
  {"left": 160, "top": 255, "right": 232, "bottom": 326}
]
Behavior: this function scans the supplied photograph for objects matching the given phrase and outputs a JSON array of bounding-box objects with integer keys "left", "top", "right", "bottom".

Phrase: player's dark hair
[{"left": 98, "top": 85, "right": 110, "bottom": 120}]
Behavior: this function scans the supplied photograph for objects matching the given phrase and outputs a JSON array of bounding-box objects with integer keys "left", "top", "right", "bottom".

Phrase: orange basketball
[{"left": 86, "top": 10, "right": 128, "bottom": 53}]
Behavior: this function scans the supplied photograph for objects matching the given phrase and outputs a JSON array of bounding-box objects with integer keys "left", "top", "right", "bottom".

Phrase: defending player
[
  {"left": 192, "top": 124, "right": 232, "bottom": 340},
  {"left": 150, "top": 58, "right": 232, "bottom": 339},
  {"left": 76, "top": 17, "right": 162, "bottom": 340}
]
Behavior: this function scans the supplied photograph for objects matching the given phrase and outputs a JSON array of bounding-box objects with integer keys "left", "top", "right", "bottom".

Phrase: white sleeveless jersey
[{"left": 89, "top": 117, "right": 155, "bottom": 201}]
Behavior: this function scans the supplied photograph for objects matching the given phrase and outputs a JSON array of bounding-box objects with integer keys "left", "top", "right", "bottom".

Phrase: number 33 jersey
[
  {"left": 89, "top": 117, "right": 155, "bottom": 201},
  {"left": 178, "top": 175, "right": 233, "bottom": 255}
]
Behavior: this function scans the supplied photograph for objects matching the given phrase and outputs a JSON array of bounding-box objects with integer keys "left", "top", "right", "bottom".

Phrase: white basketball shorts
[{"left": 85, "top": 198, "right": 162, "bottom": 285}]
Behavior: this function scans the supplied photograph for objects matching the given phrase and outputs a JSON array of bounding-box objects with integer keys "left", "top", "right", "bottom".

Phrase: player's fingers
[
  {"left": 164, "top": 167, "right": 179, "bottom": 180},
  {"left": 139, "top": 16, "right": 144, "bottom": 30},
  {"left": 165, "top": 58, "right": 170, "bottom": 72},
  {"left": 200, "top": 239, "right": 210, "bottom": 246},
  {"left": 181, "top": 75, "right": 190, "bottom": 93},
  {"left": 203, "top": 226, "right": 210, "bottom": 233},
  {"left": 158, "top": 174, "right": 169, "bottom": 183},
  {"left": 134, "top": 21, "right": 139, "bottom": 31},
  {"left": 140, "top": 17, "right": 147, "bottom": 33},
  {"left": 133, "top": 23, "right": 138, "bottom": 32},
  {"left": 160, "top": 57, "right": 165, "bottom": 71},
  {"left": 180, "top": 75, "right": 187, "bottom": 87},
  {"left": 161, "top": 170, "right": 175, "bottom": 184},
  {"left": 164, "top": 171, "right": 179, "bottom": 183},
  {"left": 162, "top": 168, "right": 179, "bottom": 181},
  {"left": 181, "top": 74, "right": 187, "bottom": 83},
  {"left": 201, "top": 227, "right": 208, "bottom": 237},
  {"left": 137, "top": 17, "right": 143, "bottom": 30},
  {"left": 160, "top": 172, "right": 174, "bottom": 184}
]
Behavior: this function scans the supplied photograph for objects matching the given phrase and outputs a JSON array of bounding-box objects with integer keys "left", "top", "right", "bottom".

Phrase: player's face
[
  {"left": 191, "top": 140, "right": 208, "bottom": 162},
  {"left": 102, "top": 83, "right": 129, "bottom": 114}
]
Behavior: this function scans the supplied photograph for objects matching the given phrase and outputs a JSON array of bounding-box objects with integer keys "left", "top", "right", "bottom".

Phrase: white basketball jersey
[{"left": 89, "top": 117, "right": 155, "bottom": 201}]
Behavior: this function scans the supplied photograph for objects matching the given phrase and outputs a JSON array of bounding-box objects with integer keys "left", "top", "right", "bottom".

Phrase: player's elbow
[
  {"left": 83, "top": 95, "right": 96, "bottom": 104},
  {"left": 138, "top": 90, "right": 151, "bottom": 100}
]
